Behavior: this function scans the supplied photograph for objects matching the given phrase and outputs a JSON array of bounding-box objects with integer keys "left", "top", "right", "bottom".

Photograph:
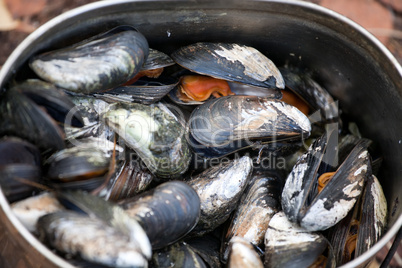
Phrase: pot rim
[{"left": 0, "top": 1, "right": 401, "bottom": 267}]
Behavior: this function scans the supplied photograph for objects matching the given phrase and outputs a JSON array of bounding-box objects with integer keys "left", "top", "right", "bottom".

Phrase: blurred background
[{"left": 0, "top": 0, "right": 400, "bottom": 267}]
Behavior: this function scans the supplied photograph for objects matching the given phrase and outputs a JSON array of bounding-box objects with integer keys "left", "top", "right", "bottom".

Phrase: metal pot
[{"left": 0, "top": 1, "right": 401, "bottom": 267}]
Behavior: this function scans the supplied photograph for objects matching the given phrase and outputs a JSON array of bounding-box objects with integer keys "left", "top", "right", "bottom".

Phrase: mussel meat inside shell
[{"left": 282, "top": 131, "right": 372, "bottom": 231}]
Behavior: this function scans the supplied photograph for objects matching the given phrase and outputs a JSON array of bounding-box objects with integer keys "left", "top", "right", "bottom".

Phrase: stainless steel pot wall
[{"left": 0, "top": 1, "right": 401, "bottom": 267}]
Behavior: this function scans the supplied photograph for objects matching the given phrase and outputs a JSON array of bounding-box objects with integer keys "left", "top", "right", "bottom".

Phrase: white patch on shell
[
  {"left": 301, "top": 195, "right": 360, "bottom": 231},
  {"left": 358, "top": 150, "right": 368, "bottom": 159},
  {"left": 371, "top": 176, "right": 388, "bottom": 240},
  {"left": 214, "top": 44, "right": 284, "bottom": 88},
  {"left": 229, "top": 237, "right": 264, "bottom": 267},
  {"left": 265, "top": 212, "right": 321, "bottom": 247},
  {"left": 354, "top": 164, "right": 368, "bottom": 177},
  {"left": 31, "top": 48, "right": 133, "bottom": 92},
  {"left": 269, "top": 101, "right": 311, "bottom": 133},
  {"left": 282, "top": 162, "right": 308, "bottom": 217}
]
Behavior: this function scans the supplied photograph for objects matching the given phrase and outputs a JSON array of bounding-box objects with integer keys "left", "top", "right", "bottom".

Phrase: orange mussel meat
[{"left": 178, "top": 75, "right": 235, "bottom": 102}]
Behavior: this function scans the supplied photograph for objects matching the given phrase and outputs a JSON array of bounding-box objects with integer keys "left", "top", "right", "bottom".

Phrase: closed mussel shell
[
  {"left": 103, "top": 102, "right": 192, "bottom": 178},
  {"left": 221, "top": 171, "right": 283, "bottom": 262},
  {"left": 30, "top": 26, "right": 149, "bottom": 94},
  {"left": 264, "top": 212, "right": 328, "bottom": 268},
  {"left": 188, "top": 95, "right": 311, "bottom": 158},
  {"left": 37, "top": 211, "right": 149, "bottom": 268},
  {"left": 171, "top": 42, "right": 284, "bottom": 89},
  {"left": 151, "top": 241, "right": 207, "bottom": 268},
  {"left": 121, "top": 181, "right": 201, "bottom": 249},
  {"left": 0, "top": 137, "right": 42, "bottom": 202},
  {"left": 187, "top": 156, "right": 253, "bottom": 237},
  {"left": 0, "top": 88, "right": 65, "bottom": 152}
]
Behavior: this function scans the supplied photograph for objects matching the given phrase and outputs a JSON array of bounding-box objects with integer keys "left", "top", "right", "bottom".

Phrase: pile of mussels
[{"left": 0, "top": 26, "right": 388, "bottom": 267}]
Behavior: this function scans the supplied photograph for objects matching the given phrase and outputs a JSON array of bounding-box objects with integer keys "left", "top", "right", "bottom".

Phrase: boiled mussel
[
  {"left": 187, "top": 156, "right": 253, "bottom": 236},
  {"left": 264, "top": 212, "right": 334, "bottom": 268},
  {"left": 188, "top": 95, "right": 311, "bottom": 158},
  {"left": 121, "top": 181, "right": 200, "bottom": 249},
  {"left": 103, "top": 101, "right": 191, "bottom": 178},
  {"left": 30, "top": 26, "right": 149, "bottom": 94},
  {"left": 327, "top": 175, "right": 387, "bottom": 265},
  {"left": 282, "top": 131, "right": 372, "bottom": 231},
  {"left": 171, "top": 42, "right": 284, "bottom": 90},
  {"left": 221, "top": 170, "right": 283, "bottom": 262},
  {"left": 0, "top": 137, "right": 42, "bottom": 202}
]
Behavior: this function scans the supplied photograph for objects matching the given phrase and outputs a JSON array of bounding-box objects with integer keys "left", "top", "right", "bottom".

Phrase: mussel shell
[
  {"left": 141, "top": 48, "right": 175, "bottom": 71},
  {"left": 227, "top": 237, "right": 264, "bottom": 268},
  {"left": 228, "top": 81, "right": 283, "bottom": 99},
  {"left": 17, "top": 79, "right": 84, "bottom": 127},
  {"left": 11, "top": 192, "right": 64, "bottom": 232},
  {"left": 171, "top": 42, "right": 284, "bottom": 89},
  {"left": 30, "top": 26, "right": 149, "bottom": 94},
  {"left": 0, "top": 88, "right": 65, "bottom": 151},
  {"left": 151, "top": 241, "right": 207, "bottom": 268},
  {"left": 99, "top": 158, "right": 154, "bottom": 201},
  {"left": 121, "top": 181, "right": 201, "bottom": 250},
  {"left": 264, "top": 212, "right": 328, "bottom": 268},
  {"left": 45, "top": 146, "right": 110, "bottom": 183},
  {"left": 186, "top": 234, "right": 222, "bottom": 268},
  {"left": 103, "top": 102, "right": 192, "bottom": 178},
  {"left": 188, "top": 95, "right": 311, "bottom": 158},
  {"left": 56, "top": 190, "right": 152, "bottom": 259},
  {"left": 0, "top": 137, "right": 42, "bottom": 202},
  {"left": 37, "top": 211, "right": 149, "bottom": 267},
  {"left": 187, "top": 156, "right": 253, "bottom": 237},
  {"left": 221, "top": 172, "right": 283, "bottom": 262},
  {"left": 282, "top": 132, "right": 372, "bottom": 231},
  {"left": 328, "top": 175, "right": 387, "bottom": 265},
  {"left": 94, "top": 76, "right": 178, "bottom": 105},
  {"left": 280, "top": 67, "right": 339, "bottom": 121}
]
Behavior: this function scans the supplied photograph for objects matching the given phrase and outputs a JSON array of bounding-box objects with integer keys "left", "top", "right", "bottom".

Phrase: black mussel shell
[
  {"left": 121, "top": 181, "right": 201, "bottom": 250},
  {"left": 188, "top": 95, "right": 311, "bottom": 158},
  {"left": 94, "top": 76, "right": 178, "bottom": 105},
  {"left": 171, "top": 42, "right": 284, "bottom": 89},
  {"left": 30, "top": 26, "right": 149, "bottom": 94},
  {"left": 17, "top": 79, "right": 84, "bottom": 127},
  {"left": 0, "top": 88, "right": 65, "bottom": 152}
]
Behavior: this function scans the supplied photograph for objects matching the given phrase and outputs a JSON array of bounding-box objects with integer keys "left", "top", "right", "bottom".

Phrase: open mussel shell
[
  {"left": 121, "top": 181, "right": 201, "bottom": 250},
  {"left": 37, "top": 211, "right": 149, "bottom": 268},
  {"left": 30, "top": 26, "right": 149, "bottom": 94},
  {"left": 188, "top": 95, "right": 311, "bottom": 158},
  {"left": 187, "top": 156, "right": 253, "bottom": 237},
  {"left": 0, "top": 87, "right": 65, "bottom": 152},
  {"left": 17, "top": 79, "right": 84, "bottom": 127},
  {"left": 94, "top": 76, "right": 178, "bottom": 105},
  {"left": 171, "top": 42, "right": 284, "bottom": 89},
  {"left": 280, "top": 67, "right": 339, "bottom": 122},
  {"left": 103, "top": 102, "right": 192, "bottom": 178},
  {"left": 282, "top": 131, "right": 372, "bottom": 231},
  {"left": 0, "top": 137, "right": 42, "bottom": 202},
  {"left": 328, "top": 175, "right": 387, "bottom": 265},
  {"left": 221, "top": 171, "right": 283, "bottom": 262},
  {"left": 264, "top": 212, "right": 329, "bottom": 268}
]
